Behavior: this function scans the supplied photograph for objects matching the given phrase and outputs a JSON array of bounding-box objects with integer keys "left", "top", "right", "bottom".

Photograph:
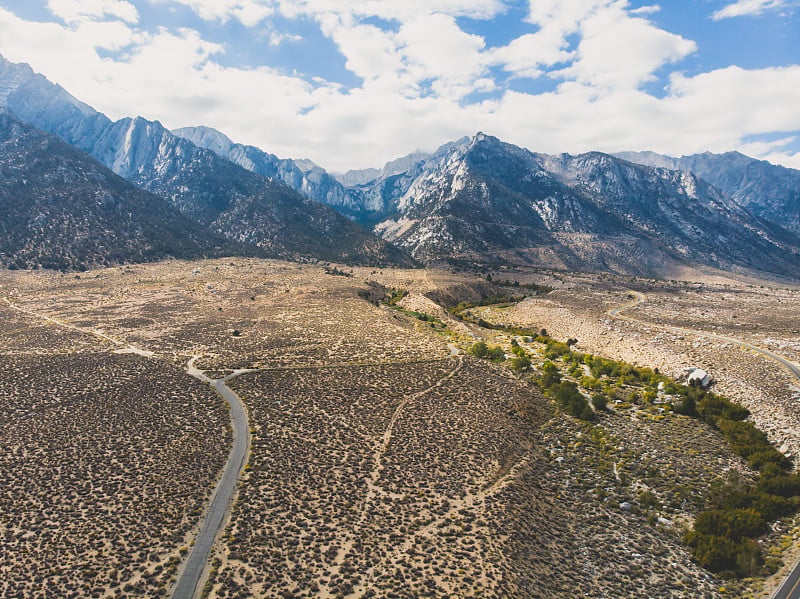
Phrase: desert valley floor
[{"left": 1, "top": 258, "right": 799, "bottom": 598}]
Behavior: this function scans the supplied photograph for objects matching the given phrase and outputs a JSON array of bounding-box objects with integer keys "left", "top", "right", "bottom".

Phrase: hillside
[
  {"left": 357, "top": 134, "right": 800, "bottom": 278},
  {"left": 0, "top": 111, "right": 232, "bottom": 270},
  {"left": 616, "top": 150, "right": 800, "bottom": 235}
]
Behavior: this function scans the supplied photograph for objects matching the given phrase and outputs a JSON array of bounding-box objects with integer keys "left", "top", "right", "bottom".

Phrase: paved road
[
  {"left": 610, "top": 291, "right": 800, "bottom": 599},
  {"left": 2, "top": 299, "right": 254, "bottom": 598},
  {"left": 171, "top": 364, "right": 251, "bottom": 599},
  {"left": 772, "top": 559, "right": 800, "bottom": 599}
]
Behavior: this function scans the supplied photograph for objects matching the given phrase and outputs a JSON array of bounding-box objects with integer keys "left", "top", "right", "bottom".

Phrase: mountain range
[
  {"left": 0, "top": 56, "right": 409, "bottom": 268},
  {"left": 615, "top": 150, "right": 800, "bottom": 236},
  {"left": 0, "top": 54, "right": 798, "bottom": 278},
  {"left": 366, "top": 135, "right": 800, "bottom": 276}
]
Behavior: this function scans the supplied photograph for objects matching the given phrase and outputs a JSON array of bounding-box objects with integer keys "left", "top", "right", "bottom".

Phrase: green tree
[
  {"left": 591, "top": 392, "right": 608, "bottom": 411},
  {"left": 468, "top": 341, "right": 488, "bottom": 358},
  {"left": 508, "top": 356, "right": 531, "bottom": 372},
  {"left": 540, "top": 362, "right": 561, "bottom": 389}
]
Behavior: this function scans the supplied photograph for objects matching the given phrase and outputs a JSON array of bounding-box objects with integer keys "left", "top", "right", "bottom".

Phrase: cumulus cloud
[
  {"left": 152, "top": 0, "right": 273, "bottom": 26},
  {"left": 0, "top": 1, "right": 799, "bottom": 171},
  {"left": 763, "top": 150, "right": 800, "bottom": 169},
  {"left": 739, "top": 136, "right": 797, "bottom": 157},
  {"left": 491, "top": 0, "right": 694, "bottom": 90},
  {"left": 315, "top": 14, "right": 404, "bottom": 88},
  {"left": 397, "top": 14, "right": 488, "bottom": 99},
  {"left": 0, "top": 7, "right": 139, "bottom": 74},
  {"left": 268, "top": 31, "right": 302, "bottom": 46},
  {"left": 712, "top": 0, "right": 788, "bottom": 20},
  {"left": 488, "top": 29, "right": 573, "bottom": 78},
  {"left": 630, "top": 4, "right": 661, "bottom": 15},
  {"left": 276, "top": 0, "right": 506, "bottom": 21},
  {"left": 47, "top": 0, "right": 139, "bottom": 24},
  {"left": 555, "top": 4, "right": 696, "bottom": 89}
]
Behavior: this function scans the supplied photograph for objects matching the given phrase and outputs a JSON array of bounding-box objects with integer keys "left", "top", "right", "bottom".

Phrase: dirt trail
[{"left": 609, "top": 290, "right": 800, "bottom": 384}]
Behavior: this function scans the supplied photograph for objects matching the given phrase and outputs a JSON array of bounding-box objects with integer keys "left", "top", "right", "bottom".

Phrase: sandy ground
[{"left": 2, "top": 258, "right": 798, "bottom": 598}]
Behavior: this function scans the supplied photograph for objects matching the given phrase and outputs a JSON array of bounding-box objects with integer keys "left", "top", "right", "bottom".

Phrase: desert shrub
[
  {"left": 508, "top": 356, "right": 531, "bottom": 372},
  {"left": 539, "top": 362, "right": 561, "bottom": 389},
  {"left": 591, "top": 392, "right": 608, "bottom": 411},
  {"left": 510, "top": 344, "right": 526, "bottom": 357},
  {"left": 553, "top": 381, "right": 594, "bottom": 421},
  {"left": 697, "top": 393, "right": 750, "bottom": 424},
  {"left": 693, "top": 509, "right": 767, "bottom": 541},
  {"left": 756, "top": 469, "right": 800, "bottom": 498},
  {"left": 544, "top": 341, "right": 571, "bottom": 360},
  {"left": 673, "top": 394, "right": 697, "bottom": 416},
  {"left": 684, "top": 533, "right": 762, "bottom": 578},
  {"left": 468, "top": 342, "right": 504, "bottom": 361},
  {"left": 638, "top": 489, "right": 658, "bottom": 508},
  {"left": 468, "top": 342, "right": 488, "bottom": 358}
]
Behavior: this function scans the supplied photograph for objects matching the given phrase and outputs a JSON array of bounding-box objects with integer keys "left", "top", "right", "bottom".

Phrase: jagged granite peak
[
  {"left": 373, "top": 133, "right": 800, "bottom": 277},
  {"left": 0, "top": 55, "right": 410, "bottom": 266},
  {"left": 337, "top": 140, "right": 469, "bottom": 224},
  {"left": 336, "top": 150, "right": 433, "bottom": 187},
  {"left": 171, "top": 124, "right": 364, "bottom": 216},
  {"left": 0, "top": 55, "right": 110, "bottom": 154},
  {"left": 0, "top": 111, "right": 233, "bottom": 270},
  {"left": 172, "top": 125, "right": 235, "bottom": 156},
  {"left": 615, "top": 150, "right": 800, "bottom": 235}
]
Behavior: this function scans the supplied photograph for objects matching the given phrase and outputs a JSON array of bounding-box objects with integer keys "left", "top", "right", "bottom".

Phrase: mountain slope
[
  {"left": 616, "top": 150, "right": 800, "bottom": 235},
  {"left": 0, "top": 111, "right": 231, "bottom": 270},
  {"left": 0, "top": 55, "right": 409, "bottom": 266},
  {"left": 370, "top": 134, "right": 800, "bottom": 277},
  {"left": 171, "top": 125, "right": 366, "bottom": 219}
]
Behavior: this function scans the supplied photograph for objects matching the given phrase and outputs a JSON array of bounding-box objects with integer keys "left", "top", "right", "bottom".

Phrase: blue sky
[{"left": 0, "top": 0, "right": 798, "bottom": 171}]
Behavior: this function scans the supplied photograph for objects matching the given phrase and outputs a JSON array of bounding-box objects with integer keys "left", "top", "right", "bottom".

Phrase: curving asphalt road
[
  {"left": 772, "top": 559, "right": 800, "bottom": 599},
  {"left": 171, "top": 361, "right": 252, "bottom": 599},
  {"left": 609, "top": 291, "right": 800, "bottom": 599}
]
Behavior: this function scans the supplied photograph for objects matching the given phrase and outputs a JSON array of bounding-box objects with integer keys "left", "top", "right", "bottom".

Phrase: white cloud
[
  {"left": 397, "top": 14, "right": 488, "bottom": 100},
  {"left": 314, "top": 12, "right": 489, "bottom": 100},
  {"left": 762, "top": 150, "right": 800, "bottom": 169},
  {"left": 47, "top": 0, "right": 139, "bottom": 24},
  {"left": 739, "top": 136, "right": 797, "bottom": 157},
  {"left": 525, "top": 0, "right": 607, "bottom": 34},
  {"left": 492, "top": 1, "right": 693, "bottom": 90},
  {"left": 488, "top": 29, "right": 573, "bottom": 78},
  {"left": 153, "top": 0, "right": 273, "bottom": 26},
  {"left": 316, "top": 14, "right": 404, "bottom": 87},
  {"left": 0, "top": 1, "right": 799, "bottom": 173},
  {"left": 630, "top": 4, "right": 661, "bottom": 15},
  {"left": 0, "top": 7, "right": 140, "bottom": 77},
  {"left": 276, "top": 0, "right": 506, "bottom": 21},
  {"left": 712, "top": 0, "right": 787, "bottom": 20},
  {"left": 556, "top": 5, "right": 696, "bottom": 89},
  {"left": 268, "top": 31, "right": 302, "bottom": 46}
]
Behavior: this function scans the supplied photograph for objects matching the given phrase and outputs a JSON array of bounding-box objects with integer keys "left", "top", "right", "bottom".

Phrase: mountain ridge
[
  {"left": 171, "top": 125, "right": 365, "bottom": 218},
  {"left": 1, "top": 54, "right": 799, "bottom": 278},
  {"left": 0, "top": 55, "right": 410, "bottom": 267},
  {"left": 364, "top": 133, "right": 800, "bottom": 277},
  {"left": 615, "top": 150, "right": 800, "bottom": 235},
  {"left": 0, "top": 110, "right": 235, "bottom": 270}
]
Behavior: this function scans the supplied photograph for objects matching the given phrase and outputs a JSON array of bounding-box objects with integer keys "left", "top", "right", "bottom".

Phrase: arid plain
[{"left": 1, "top": 258, "right": 798, "bottom": 598}]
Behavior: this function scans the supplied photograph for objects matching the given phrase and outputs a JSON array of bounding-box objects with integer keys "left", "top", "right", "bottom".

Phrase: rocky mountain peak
[
  {"left": 616, "top": 149, "right": 800, "bottom": 234},
  {"left": 172, "top": 125, "right": 235, "bottom": 158}
]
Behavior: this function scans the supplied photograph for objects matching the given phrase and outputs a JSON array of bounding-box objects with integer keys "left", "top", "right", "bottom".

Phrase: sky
[{"left": 0, "top": 0, "right": 799, "bottom": 172}]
